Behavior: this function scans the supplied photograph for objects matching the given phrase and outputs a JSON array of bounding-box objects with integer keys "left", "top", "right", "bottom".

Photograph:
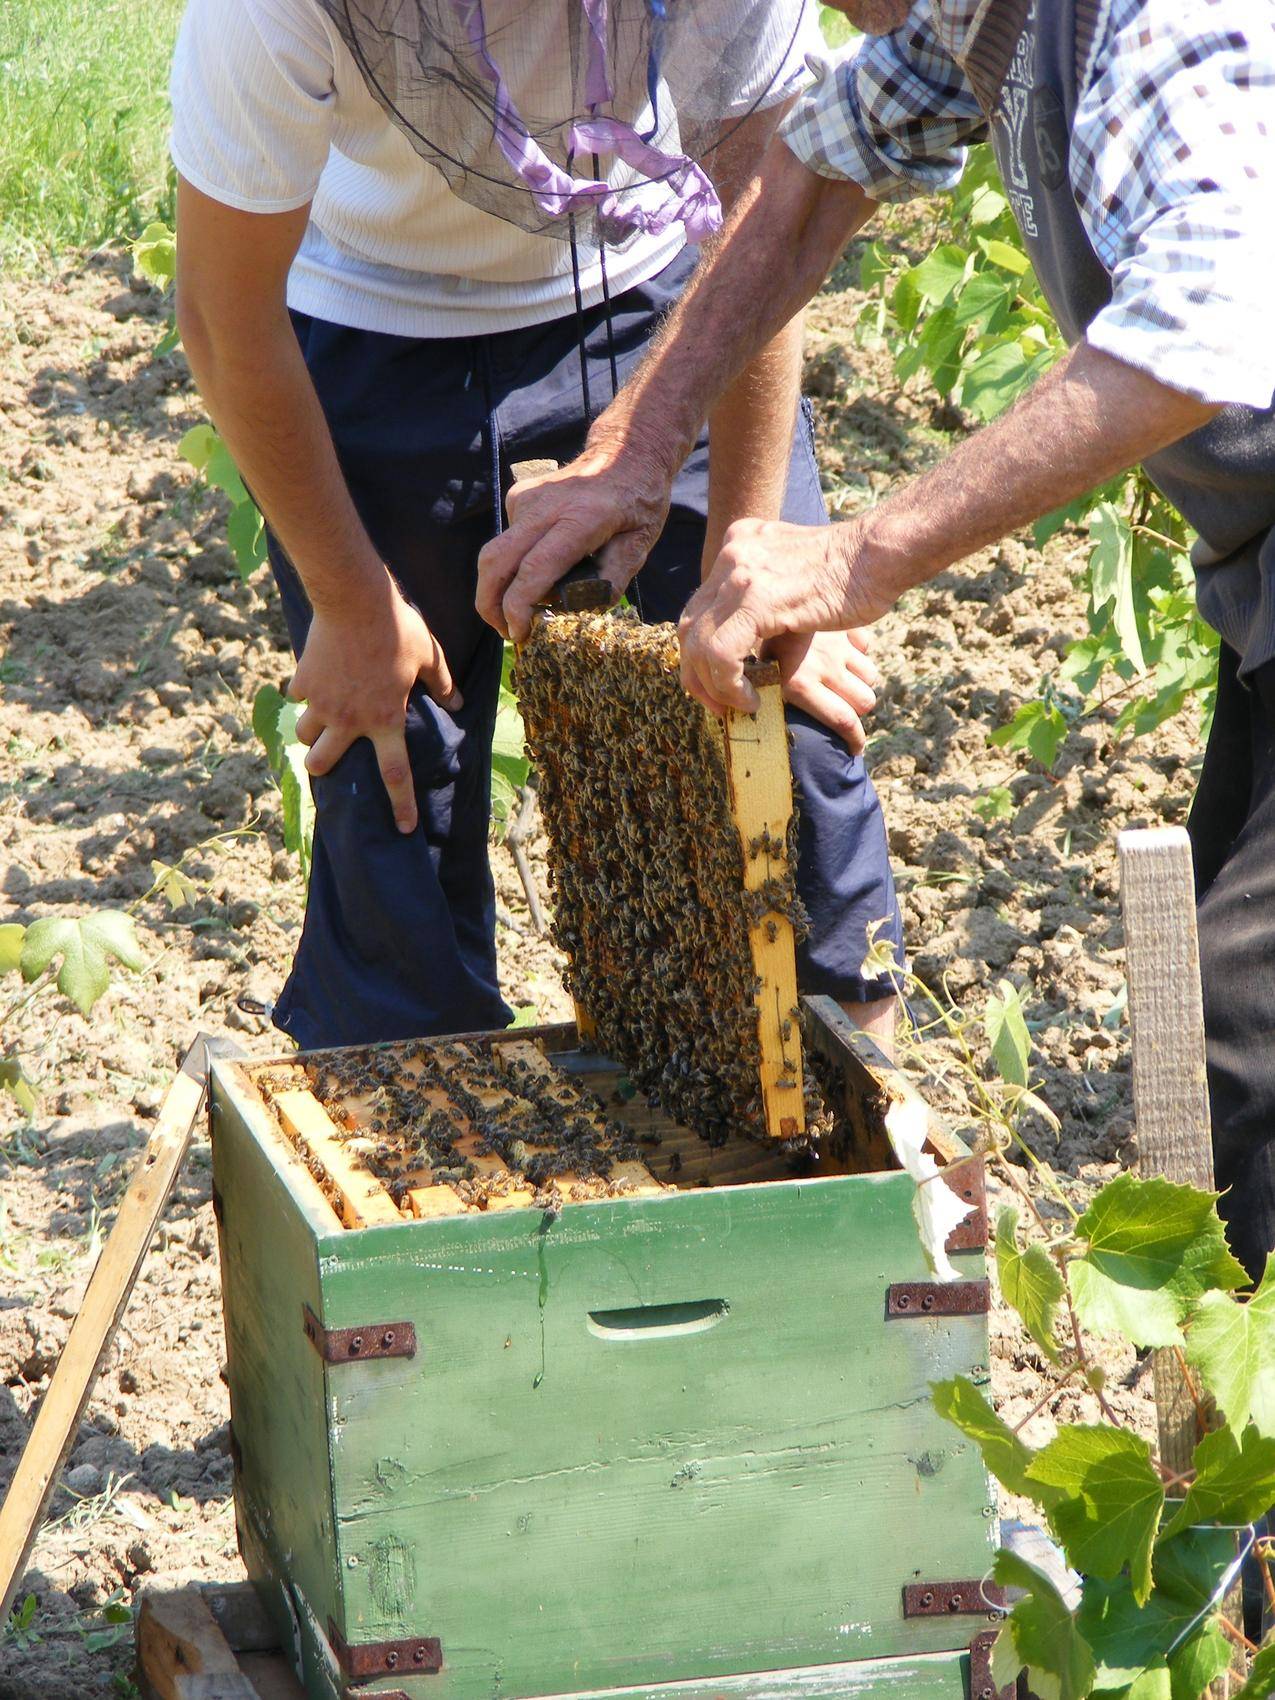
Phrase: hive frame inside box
[{"left": 209, "top": 998, "right": 999, "bottom": 1700}]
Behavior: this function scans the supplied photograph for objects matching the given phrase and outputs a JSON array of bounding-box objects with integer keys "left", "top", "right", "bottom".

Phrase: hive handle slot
[{"left": 587, "top": 1300, "right": 730, "bottom": 1340}]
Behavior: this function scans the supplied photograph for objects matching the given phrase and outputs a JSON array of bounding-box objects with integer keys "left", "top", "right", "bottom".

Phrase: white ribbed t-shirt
[{"left": 170, "top": 0, "right": 817, "bottom": 338}]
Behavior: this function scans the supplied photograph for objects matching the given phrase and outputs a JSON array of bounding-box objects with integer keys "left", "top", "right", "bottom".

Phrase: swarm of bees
[
  {"left": 515, "top": 610, "right": 811, "bottom": 1145},
  {"left": 255, "top": 1039, "right": 652, "bottom": 1212}
]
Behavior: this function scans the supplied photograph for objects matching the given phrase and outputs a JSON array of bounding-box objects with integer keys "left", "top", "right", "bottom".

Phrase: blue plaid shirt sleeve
[
  {"left": 1075, "top": 0, "right": 1275, "bottom": 410},
  {"left": 778, "top": 2, "right": 985, "bottom": 201}
]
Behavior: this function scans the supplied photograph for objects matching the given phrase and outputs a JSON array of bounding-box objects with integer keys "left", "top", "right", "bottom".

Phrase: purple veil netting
[{"left": 317, "top": 0, "right": 808, "bottom": 250}]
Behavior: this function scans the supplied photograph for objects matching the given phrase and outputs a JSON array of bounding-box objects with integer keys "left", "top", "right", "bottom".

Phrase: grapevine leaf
[
  {"left": 226, "top": 500, "right": 266, "bottom": 583},
  {"left": 19, "top": 914, "right": 145, "bottom": 1018},
  {"left": 1167, "top": 1624, "right": 1231, "bottom": 1700},
  {"left": 985, "top": 980, "right": 1031, "bottom": 1088},
  {"left": 489, "top": 756, "right": 521, "bottom": 826},
  {"left": 131, "top": 221, "right": 176, "bottom": 287},
  {"left": 203, "top": 437, "right": 249, "bottom": 505},
  {"left": 959, "top": 340, "right": 1036, "bottom": 421},
  {"left": 1160, "top": 1424, "right": 1275, "bottom": 1542},
  {"left": 931, "top": 1376, "right": 1050, "bottom": 1502},
  {"left": 493, "top": 691, "right": 526, "bottom": 765},
  {"left": 1126, "top": 1664, "right": 1172, "bottom": 1700},
  {"left": 910, "top": 243, "right": 971, "bottom": 306},
  {"left": 979, "top": 236, "right": 1032, "bottom": 276},
  {"left": 0, "top": 923, "right": 25, "bottom": 975},
  {"left": 995, "top": 1207, "right": 1063, "bottom": 1362},
  {"left": 948, "top": 271, "right": 1015, "bottom": 335},
  {"left": 990, "top": 1549, "right": 1095, "bottom": 1700},
  {"left": 1229, "top": 1641, "right": 1275, "bottom": 1700},
  {"left": 1088, "top": 501, "right": 1146, "bottom": 675},
  {"left": 149, "top": 860, "right": 201, "bottom": 912},
  {"left": 973, "top": 784, "right": 1015, "bottom": 823},
  {"left": 0, "top": 1057, "right": 37, "bottom": 1117},
  {"left": 1078, "top": 1529, "right": 1238, "bottom": 1690},
  {"left": 179, "top": 423, "right": 218, "bottom": 474},
  {"left": 280, "top": 744, "right": 315, "bottom": 884},
  {"left": 1070, "top": 1175, "right": 1249, "bottom": 1348},
  {"left": 1026, "top": 1424, "right": 1163, "bottom": 1602},
  {"left": 858, "top": 240, "right": 893, "bottom": 293},
  {"left": 1185, "top": 1256, "right": 1275, "bottom": 1437},
  {"left": 989, "top": 701, "right": 1068, "bottom": 769},
  {"left": 252, "top": 684, "right": 287, "bottom": 775}
]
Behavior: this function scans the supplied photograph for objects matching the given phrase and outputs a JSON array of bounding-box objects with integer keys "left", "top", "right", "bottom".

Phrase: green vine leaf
[
  {"left": 19, "top": 913, "right": 146, "bottom": 1018},
  {"left": 0, "top": 1057, "right": 37, "bottom": 1117},
  {"left": 1026, "top": 1424, "right": 1163, "bottom": 1603},
  {"left": 0, "top": 923, "right": 25, "bottom": 976},
  {"left": 1070, "top": 1175, "right": 1249, "bottom": 1348},
  {"left": 995, "top": 1206, "right": 1063, "bottom": 1361},
  {"left": 1160, "top": 1424, "right": 1275, "bottom": 1543},
  {"left": 1166, "top": 1623, "right": 1231, "bottom": 1700},
  {"left": 989, "top": 700, "right": 1068, "bottom": 770},
  {"left": 1125, "top": 1664, "right": 1172, "bottom": 1700},
  {"left": 931, "top": 1376, "right": 1048, "bottom": 1502},
  {"left": 1078, "top": 1528, "right": 1237, "bottom": 1691},
  {"left": 1186, "top": 1256, "right": 1275, "bottom": 1437},
  {"left": 150, "top": 861, "right": 201, "bottom": 913},
  {"left": 1088, "top": 501, "right": 1146, "bottom": 674},
  {"left": 985, "top": 981, "right": 1031, "bottom": 1088},
  {"left": 990, "top": 1549, "right": 1095, "bottom": 1700}
]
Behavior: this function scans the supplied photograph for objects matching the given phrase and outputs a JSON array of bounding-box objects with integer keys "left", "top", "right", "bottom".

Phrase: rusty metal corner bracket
[
  {"left": 903, "top": 1580, "right": 1006, "bottom": 1619},
  {"left": 329, "top": 1619, "right": 442, "bottom": 1680},
  {"left": 940, "top": 1155, "right": 988, "bottom": 1252},
  {"left": 302, "top": 1303, "right": 417, "bottom": 1363},
  {"left": 968, "top": 1628, "right": 1016, "bottom": 1700},
  {"left": 886, "top": 1279, "right": 990, "bottom": 1319}
]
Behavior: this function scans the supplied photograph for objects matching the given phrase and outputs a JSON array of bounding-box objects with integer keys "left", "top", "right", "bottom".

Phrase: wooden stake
[
  {"left": 1117, "top": 826, "right": 1214, "bottom": 1476},
  {"left": 273, "top": 1088, "right": 402, "bottom": 1229},
  {"left": 721, "top": 661, "right": 805, "bottom": 1139},
  {"left": 1118, "top": 827, "right": 1242, "bottom": 1696},
  {"left": 0, "top": 1036, "right": 229, "bottom": 1629}
]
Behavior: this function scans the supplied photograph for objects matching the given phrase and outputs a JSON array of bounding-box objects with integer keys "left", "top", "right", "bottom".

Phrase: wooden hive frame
[{"left": 518, "top": 603, "right": 807, "bottom": 1143}]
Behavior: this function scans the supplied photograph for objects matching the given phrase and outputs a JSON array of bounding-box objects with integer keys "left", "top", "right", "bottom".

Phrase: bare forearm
[
  {"left": 678, "top": 343, "right": 1221, "bottom": 715},
  {"left": 703, "top": 313, "right": 805, "bottom": 570},
  {"left": 177, "top": 297, "right": 389, "bottom": 616},
  {"left": 597, "top": 141, "right": 876, "bottom": 482},
  {"left": 829, "top": 341, "right": 1220, "bottom": 626}
]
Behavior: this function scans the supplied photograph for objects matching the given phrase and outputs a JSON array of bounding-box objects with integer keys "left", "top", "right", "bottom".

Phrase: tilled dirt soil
[{"left": 0, "top": 250, "right": 1195, "bottom": 1695}]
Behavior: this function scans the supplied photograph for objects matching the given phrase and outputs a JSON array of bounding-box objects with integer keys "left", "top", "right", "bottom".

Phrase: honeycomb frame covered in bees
[{"left": 516, "top": 610, "right": 807, "bottom": 1143}]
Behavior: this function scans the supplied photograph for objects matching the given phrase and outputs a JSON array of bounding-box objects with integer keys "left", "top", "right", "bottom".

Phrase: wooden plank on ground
[
  {"left": 273, "top": 1088, "right": 401, "bottom": 1229},
  {"left": 136, "top": 1587, "right": 258, "bottom": 1699},
  {"left": 721, "top": 660, "right": 805, "bottom": 1139},
  {"left": 0, "top": 1035, "right": 230, "bottom": 1629}
]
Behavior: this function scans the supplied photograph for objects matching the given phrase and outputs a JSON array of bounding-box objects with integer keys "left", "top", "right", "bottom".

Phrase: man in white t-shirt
[{"left": 170, "top": 0, "right": 904, "bottom": 1048}]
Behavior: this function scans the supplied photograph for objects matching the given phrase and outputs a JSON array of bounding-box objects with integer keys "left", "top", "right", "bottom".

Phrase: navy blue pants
[{"left": 269, "top": 247, "right": 903, "bottom": 1048}]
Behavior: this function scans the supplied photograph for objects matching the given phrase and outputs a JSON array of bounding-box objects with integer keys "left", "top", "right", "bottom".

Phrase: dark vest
[{"left": 963, "top": 0, "right": 1275, "bottom": 671}]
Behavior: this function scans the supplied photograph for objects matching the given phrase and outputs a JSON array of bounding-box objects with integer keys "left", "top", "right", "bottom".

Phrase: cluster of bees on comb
[
  {"left": 516, "top": 609, "right": 815, "bottom": 1146},
  {"left": 254, "top": 1039, "right": 653, "bottom": 1213}
]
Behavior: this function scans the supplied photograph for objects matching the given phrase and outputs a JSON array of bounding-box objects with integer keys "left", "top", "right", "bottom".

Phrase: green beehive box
[{"left": 209, "top": 1000, "right": 998, "bottom": 1700}]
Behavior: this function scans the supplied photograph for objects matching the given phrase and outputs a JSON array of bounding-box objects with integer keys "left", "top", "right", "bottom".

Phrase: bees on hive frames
[{"left": 515, "top": 610, "right": 813, "bottom": 1146}]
